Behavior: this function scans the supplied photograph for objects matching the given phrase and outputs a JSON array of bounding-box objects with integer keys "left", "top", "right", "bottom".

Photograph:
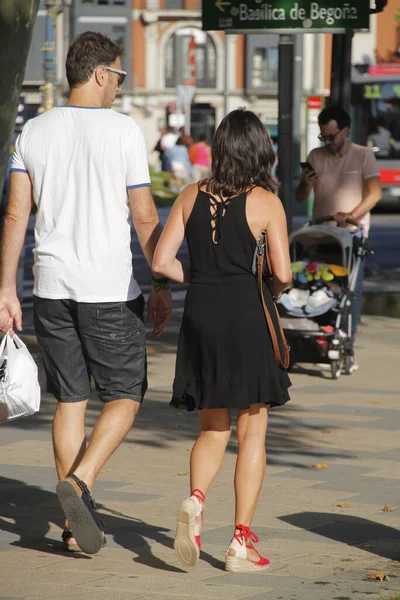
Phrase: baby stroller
[{"left": 277, "top": 216, "right": 369, "bottom": 379}]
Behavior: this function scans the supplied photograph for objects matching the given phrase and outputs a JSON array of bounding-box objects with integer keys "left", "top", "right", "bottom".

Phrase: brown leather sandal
[
  {"left": 56, "top": 474, "right": 106, "bottom": 555},
  {"left": 61, "top": 529, "right": 81, "bottom": 552}
]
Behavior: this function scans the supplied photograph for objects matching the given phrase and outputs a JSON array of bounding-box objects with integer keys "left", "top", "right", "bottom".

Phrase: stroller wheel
[
  {"left": 330, "top": 360, "right": 341, "bottom": 380},
  {"left": 343, "top": 354, "right": 354, "bottom": 375}
]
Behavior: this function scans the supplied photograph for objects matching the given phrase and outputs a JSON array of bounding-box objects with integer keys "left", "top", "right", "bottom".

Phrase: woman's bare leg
[
  {"left": 230, "top": 403, "right": 269, "bottom": 562},
  {"left": 190, "top": 408, "right": 232, "bottom": 496},
  {"left": 175, "top": 408, "right": 232, "bottom": 566}
]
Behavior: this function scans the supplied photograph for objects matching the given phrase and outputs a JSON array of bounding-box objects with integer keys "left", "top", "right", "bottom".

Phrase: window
[
  {"left": 165, "top": 28, "right": 216, "bottom": 89},
  {"left": 251, "top": 48, "right": 278, "bottom": 88},
  {"left": 164, "top": 0, "right": 184, "bottom": 8},
  {"left": 246, "top": 34, "right": 278, "bottom": 93},
  {"left": 112, "top": 25, "right": 125, "bottom": 48},
  {"left": 361, "top": 84, "right": 400, "bottom": 158}
]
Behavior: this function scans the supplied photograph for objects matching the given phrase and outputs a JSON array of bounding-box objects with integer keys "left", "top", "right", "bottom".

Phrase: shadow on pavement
[
  {"left": 279, "top": 512, "right": 400, "bottom": 561},
  {"left": 1, "top": 383, "right": 353, "bottom": 472},
  {"left": 98, "top": 503, "right": 225, "bottom": 572},
  {"left": 0, "top": 475, "right": 189, "bottom": 572},
  {"left": 289, "top": 364, "right": 328, "bottom": 378}
]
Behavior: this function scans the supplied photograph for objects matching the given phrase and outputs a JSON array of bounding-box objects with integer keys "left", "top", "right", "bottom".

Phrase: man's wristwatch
[{"left": 151, "top": 275, "right": 171, "bottom": 291}]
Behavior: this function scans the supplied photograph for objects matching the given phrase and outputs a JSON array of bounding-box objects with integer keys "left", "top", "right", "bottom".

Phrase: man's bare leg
[
  {"left": 52, "top": 400, "right": 88, "bottom": 481},
  {"left": 54, "top": 398, "right": 139, "bottom": 552},
  {"left": 71, "top": 398, "right": 140, "bottom": 491}
]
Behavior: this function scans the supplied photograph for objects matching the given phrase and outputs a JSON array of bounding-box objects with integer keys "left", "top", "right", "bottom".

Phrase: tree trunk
[{"left": 0, "top": 0, "right": 40, "bottom": 194}]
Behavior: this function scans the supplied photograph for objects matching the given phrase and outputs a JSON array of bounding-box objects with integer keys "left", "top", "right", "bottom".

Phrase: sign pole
[
  {"left": 339, "top": 29, "right": 353, "bottom": 110},
  {"left": 278, "top": 34, "right": 294, "bottom": 233},
  {"left": 177, "top": 34, "right": 196, "bottom": 136},
  {"left": 330, "top": 34, "right": 343, "bottom": 106},
  {"left": 223, "top": 33, "right": 229, "bottom": 116},
  {"left": 330, "top": 29, "right": 353, "bottom": 110},
  {"left": 185, "top": 95, "right": 192, "bottom": 136}
]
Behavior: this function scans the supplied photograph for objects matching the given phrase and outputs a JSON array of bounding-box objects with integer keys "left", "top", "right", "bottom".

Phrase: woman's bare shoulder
[
  {"left": 176, "top": 183, "right": 201, "bottom": 221},
  {"left": 174, "top": 183, "right": 199, "bottom": 205},
  {"left": 249, "top": 187, "right": 283, "bottom": 212}
]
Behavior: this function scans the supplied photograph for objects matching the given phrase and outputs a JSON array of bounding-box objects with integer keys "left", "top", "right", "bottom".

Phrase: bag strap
[
  {"left": 0, "top": 334, "right": 7, "bottom": 359},
  {"left": 10, "top": 333, "right": 25, "bottom": 350},
  {"left": 256, "top": 232, "right": 290, "bottom": 370}
]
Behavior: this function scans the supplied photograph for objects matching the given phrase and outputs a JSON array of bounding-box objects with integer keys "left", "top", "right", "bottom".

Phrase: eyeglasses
[
  {"left": 318, "top": 130, "right": 342, "bottom": 143},
  {"left": 104, "top": 66, "right": 127, "bottom": 87}
]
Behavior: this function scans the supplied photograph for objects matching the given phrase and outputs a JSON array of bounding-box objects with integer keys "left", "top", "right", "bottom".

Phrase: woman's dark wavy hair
[{"left": 205, "top": 108, "right": 277, "bottom": 198}]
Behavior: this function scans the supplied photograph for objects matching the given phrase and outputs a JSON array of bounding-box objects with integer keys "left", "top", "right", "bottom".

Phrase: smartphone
[{"left": 300, "top": 161, "right": 314, "bottom": 172}]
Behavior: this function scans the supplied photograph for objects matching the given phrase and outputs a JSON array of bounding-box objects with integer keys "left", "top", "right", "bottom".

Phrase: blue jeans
[{"left": 352, "top": 260, "right": 365, "bottom": 342}]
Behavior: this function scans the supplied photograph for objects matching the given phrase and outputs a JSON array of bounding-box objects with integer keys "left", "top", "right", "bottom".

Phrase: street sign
[
  {"left": 181, "top": 35, "right": 196, "bottom": 86},
  {"left": 202, "top": 1, "right": 369, "bottom": 33},
  {"left": 175, "top": 34, "right": 197, "bottom": 134},
  {"left": 169, "top": 113, "right": 186, "bottom": 128},
  {"left": 307, "top": 95, "right": 323, "bottom": 109}
]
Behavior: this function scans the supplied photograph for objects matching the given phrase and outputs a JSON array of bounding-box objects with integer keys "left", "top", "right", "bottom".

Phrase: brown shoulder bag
[{"left": 253, "top": 231, "right": 290, "bottom": 370}]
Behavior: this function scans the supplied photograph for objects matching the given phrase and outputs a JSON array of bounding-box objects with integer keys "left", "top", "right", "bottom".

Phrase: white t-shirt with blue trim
[{"left": 11, "top": 106, "right": 151, "bottom": 302}]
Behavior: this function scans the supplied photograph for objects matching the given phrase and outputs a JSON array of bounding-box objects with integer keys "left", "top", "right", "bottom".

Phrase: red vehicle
[{"left": 352, "top": 66, "right": 400, "bottom": 209}]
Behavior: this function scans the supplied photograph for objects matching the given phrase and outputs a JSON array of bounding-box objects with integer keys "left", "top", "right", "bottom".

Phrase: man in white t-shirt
[
  {"left": 296, "top": 106, "right": 381, "bottom": 362},
  {"left": 0, "top": 32, "right": 172, "bottom": 554}
]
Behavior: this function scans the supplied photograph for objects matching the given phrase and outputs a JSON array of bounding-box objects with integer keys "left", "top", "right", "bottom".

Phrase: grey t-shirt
[{"left": 308, "top": 143, "right": 380, "bottom": 235}]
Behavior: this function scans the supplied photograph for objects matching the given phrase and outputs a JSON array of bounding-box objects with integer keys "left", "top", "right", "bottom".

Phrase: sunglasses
[
  {"left": 318, "top": 130, "right": 342, "bottom": 143},
  {"left": 104, "top": 66, "right": 127, "bottom": 87}
]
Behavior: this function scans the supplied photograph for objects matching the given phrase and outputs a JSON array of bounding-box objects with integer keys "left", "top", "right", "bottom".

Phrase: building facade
[
  {"left": 21, "top": 0, "right": 400, "bottom": 166},
  {"left": 132, "top": 0, "right": 243, "bottom": 162}
]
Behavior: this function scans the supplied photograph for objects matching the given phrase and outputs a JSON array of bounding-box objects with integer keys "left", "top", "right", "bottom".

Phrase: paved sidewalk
[{"left": 0, "top": 314, "right": 399, "bottom": 599}]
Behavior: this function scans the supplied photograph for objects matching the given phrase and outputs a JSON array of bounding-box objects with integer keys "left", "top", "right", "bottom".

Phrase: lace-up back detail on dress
[{"left": 207, "top": 194, "right": 232, "bottom": 245}]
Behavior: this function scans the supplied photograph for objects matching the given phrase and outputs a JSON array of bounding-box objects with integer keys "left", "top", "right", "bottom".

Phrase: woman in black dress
[{"left": 153, "top": 109, "right": 292, "bottom": 573}]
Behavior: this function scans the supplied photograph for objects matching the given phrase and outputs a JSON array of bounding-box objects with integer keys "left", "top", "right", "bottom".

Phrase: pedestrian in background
[
  {"left": 191, "top": 134, "right": 212, "bottom": 182},
  {"left": 161, "top": 127, "right": 178, "bottom": 151},
  {"left": 0, "top": 31, "right": 172, "bottom": 555},
  {"left": 159, "top": 127, "right": 178, "bottom": 172},
  {"left": 366, "top": 116, "right": 395, "bottom": 157},
  {"left": 164, "top": 138, "right": 192, "bottom": 191},
  {"left": 296, "top": 105, "right": 381, "bottom": 356},
  {"left": 153, "top": 127, "right": 168, "bottom": 171},
  {"left": 177, "top": 126, "right": 194, "bottom": 148},
  {"left": 153, "top": 108, "right": 292, "bottom": 572}
]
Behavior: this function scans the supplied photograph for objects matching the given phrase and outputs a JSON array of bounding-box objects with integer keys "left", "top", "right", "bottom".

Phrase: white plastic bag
[{"left": 0, "top": 333, "right": 41, "bottom": 421}]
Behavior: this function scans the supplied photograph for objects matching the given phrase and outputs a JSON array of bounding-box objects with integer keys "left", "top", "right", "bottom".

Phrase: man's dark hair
[
  {"left": 206, "top": 108, "right": 277, "bottom": 197},
  {"left": 66, "top": 31, "right": 123, "bottom": 88},
  {"left": 375, "top": 116, "right": 387, "bottom": 129},
  {"left": 318, "top": 106, "right": 351, "bottom": 130},
  {"left": 198, "top": 133, "right": 207, "bottom": 142}
]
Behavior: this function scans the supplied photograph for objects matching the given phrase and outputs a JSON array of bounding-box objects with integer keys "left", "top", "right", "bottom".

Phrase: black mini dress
[{"left": 171, "top": 187, "right": 291, "bottom": 411}]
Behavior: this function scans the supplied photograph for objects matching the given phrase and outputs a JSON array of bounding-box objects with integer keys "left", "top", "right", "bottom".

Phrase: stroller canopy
[{"left": 289, "top": 225, "right": 354, "bottom": 271}]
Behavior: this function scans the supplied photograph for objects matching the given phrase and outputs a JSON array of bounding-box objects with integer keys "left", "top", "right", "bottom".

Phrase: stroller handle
[{"left": 314, "top": 215, "right": 360, "bottom": 228}]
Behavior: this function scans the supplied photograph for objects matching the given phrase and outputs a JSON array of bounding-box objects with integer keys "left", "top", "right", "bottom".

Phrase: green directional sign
[{"left": 203, "top": 1, "right": 369, "bottom": 32}]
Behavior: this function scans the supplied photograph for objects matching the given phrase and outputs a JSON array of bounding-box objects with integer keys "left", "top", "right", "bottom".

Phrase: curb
[{"left": 362, "top": 289, "right": 400, "bottom": 318}]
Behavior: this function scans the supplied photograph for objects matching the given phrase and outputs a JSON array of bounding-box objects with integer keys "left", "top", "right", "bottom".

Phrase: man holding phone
[{"left": 295, "top": 106, "right": 381, "bottom": 350}]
